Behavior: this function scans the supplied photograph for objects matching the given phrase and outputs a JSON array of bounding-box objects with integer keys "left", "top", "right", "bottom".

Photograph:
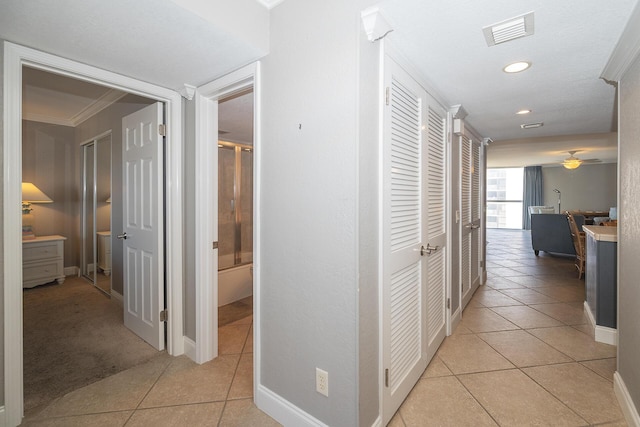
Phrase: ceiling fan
[{"left": 560, "top": 151, "right": 601, "bottom": 170}]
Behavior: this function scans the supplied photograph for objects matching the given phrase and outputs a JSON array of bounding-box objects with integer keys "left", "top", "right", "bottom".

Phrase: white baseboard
[
  {"left": 111, "top": 290, "right": 123, "bottom": 306},
  {"left": 614, "top": 372, "right": 640, "bottom": 427},
  {"left": 595, "top": 325, "right": 618, "bottom": 346},
  {"left": 370, "top": 416, "right": 383, "bottom": 427},
  {"left": 184, "top": 336, "right": 196, "bottom": 362},
  {"left": 64, "top": 266, "right": 80, "bottom": 277},
  {"left": 449, "top": 307, "right": 461, "bottom": 336},
  {"left": 256, "top": 384, "right": 328, "bottom": 427},
  {"left": 584, "top": 301, "right": 618, "bottom": 345}
]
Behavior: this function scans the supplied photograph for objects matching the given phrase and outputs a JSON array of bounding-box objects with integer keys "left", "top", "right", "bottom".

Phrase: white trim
[
  {"left": 111, "top": 290, "right": 124, "bottom": 306},
  {"left": 601, "top": 2, "right": 640, "bottom": 82},
  {"left": 614, "top": 372, "right": 640, "bottom": 427},
  {"left": 183, "top": 336, "right": 197, "bottom": 361},
  {"left": 370, "top": 416, "right": 383, "bottom": 427},
  {"left": 450, "top": 307, "right": 462, "bottom": 334},
  {"left": 583, "top": 301, "right": 618, "bottom": 346},
  {"left": 595, "top": 325, "right": 618, "bottom": 346},
  {"left": 255, "top": 385, "right": 328, "bottom": 427},
  {"left": 193, "top": 62, "right": 259, "bottom": 366},
  {"left": 63, "top": 266, "right": 80, "bottom": 277},
  {"left": 3, "top": 41, "right": 184, "bottom": 426}
]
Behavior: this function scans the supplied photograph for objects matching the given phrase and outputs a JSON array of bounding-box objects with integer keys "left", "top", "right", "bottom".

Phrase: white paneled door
[
  {"left": 460, "top": 135, "right": 482, "bottom": 309},
  {"left": 381, "top": 57, "right": 448, "bottom": 425},
  {"left": 121, "top": 102, "right": 165, "bottom": 350}
]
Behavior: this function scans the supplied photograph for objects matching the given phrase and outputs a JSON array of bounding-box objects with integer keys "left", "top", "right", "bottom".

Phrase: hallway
[
  {"left": 390, "top": 229, "right": 624, "bottom": 426},
  {"left": 22, "top": 230, "right": 624, "bottom": 426}
]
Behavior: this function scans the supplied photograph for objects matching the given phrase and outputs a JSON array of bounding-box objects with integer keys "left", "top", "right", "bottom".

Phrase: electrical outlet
[{"left": 316, "top": 367, "right": 329, "bottom": 397}]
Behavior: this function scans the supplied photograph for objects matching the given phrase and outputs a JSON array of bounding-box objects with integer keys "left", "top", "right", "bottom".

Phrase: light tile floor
[
  {"left": 21, "top": 314, "right": 280, "bottom": 426},
  {"left": 390, "top": 229, "right": 626, "bottom": 426},
  {"left": 23, "top": 229, "right": 626, "bottom": 426}
]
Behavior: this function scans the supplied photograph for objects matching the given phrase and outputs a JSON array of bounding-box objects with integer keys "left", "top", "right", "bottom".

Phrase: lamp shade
[{"left": 22, "top": 182, "right": 53, "bottom": 203}]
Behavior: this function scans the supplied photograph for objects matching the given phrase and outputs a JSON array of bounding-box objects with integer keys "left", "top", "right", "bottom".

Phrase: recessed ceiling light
[
  {"left": 520, "top": 122, "right": 543, "bottom": 129},
  {"left": 516, "top": 109, "right": 532, "bottom": 115},
  {"left": 503, "top": 61, "right": 531, "bottom": 73}
]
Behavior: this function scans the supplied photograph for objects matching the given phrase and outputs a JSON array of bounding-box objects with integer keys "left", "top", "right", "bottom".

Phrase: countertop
[{"left": 583, "top": 225, "right": 618, "bottom": 242}]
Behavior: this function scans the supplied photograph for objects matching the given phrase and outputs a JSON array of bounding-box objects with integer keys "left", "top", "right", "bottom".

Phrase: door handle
[
  {"left": 421, "top": 244, "right": 439, "bottom": 256},
  {"left": 470, "top": 224, "right": 480, "bottom": 230},
  {"left": 117, "top": 232, "right": 128, "bottom": 240}
]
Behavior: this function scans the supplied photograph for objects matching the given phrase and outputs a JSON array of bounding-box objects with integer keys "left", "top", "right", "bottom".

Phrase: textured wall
[
  {"left": 260, "top": 0, "right": 373, "bottom": 424},
  {"left": 542, "top": 163, "right": 617, "bottom": 213},
  {"left": 0, "top": 37, "right": 5, "bottom": 407},
  {"left": 618, "top": 51, "right": 640, "bottom": 417}
]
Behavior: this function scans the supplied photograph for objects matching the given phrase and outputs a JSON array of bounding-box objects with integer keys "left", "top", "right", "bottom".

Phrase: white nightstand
[
  {"left": 23, "top": 235, "right": 66, "bottom": 288},
  {"left": 97, "top": 231, "right": 111, "bottom": 276}
]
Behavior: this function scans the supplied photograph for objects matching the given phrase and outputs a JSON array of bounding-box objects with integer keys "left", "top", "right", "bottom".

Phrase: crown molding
[{"left": 601, "top": 2, "right": 640, "bottom": 82}]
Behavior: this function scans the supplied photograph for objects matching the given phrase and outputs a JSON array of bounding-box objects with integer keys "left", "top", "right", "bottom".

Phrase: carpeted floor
[{"left": 23, "top": 276, "right": 166, "bottom": 414}]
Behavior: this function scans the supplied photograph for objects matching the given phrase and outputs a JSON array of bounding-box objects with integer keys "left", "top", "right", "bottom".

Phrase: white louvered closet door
[
  {"left": 381, "top": 58, "right": 428, "bottom": 425},
  {"left": 381, "top": 57, "right": 448, "bottom": 425},
  {"left": 460, "top": 134, "right": 473, "bottom": 308},
  {"left": 424, "top": 99, "right": 447, "bottom": 362},
  {"left": 470, "top": 140, "right": 482, "bottom": 291}
]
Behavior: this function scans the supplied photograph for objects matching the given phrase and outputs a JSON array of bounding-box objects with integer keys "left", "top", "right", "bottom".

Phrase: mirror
[{"left": 81, "top": 133, "right": 112, "bottom": 296}]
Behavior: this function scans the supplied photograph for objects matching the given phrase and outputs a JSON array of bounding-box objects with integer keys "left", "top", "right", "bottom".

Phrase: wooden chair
[
  {"left": 603, "top": 220, "right": 618, "bottom": 227},
  {"left": 566, "top": 212, "right": 586, "bottom": 279}
]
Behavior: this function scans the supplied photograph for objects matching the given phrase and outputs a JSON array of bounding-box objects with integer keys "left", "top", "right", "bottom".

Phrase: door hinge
[
  {"left": 212, "top": 241, "right": 219, "bottom": 250},
  {"left": 447, "top": 298, "right": 451, "bottom": 309},
  {"left": 385, "top": 87, "right": 390, "bottom": 106},
  {"left": 385, "top": 368, "right": 389, "bottom": 387},
  {"left": 160, "top": 309, "right": 168, "bottom": 322},
  {"left": 158, "top": 124, "right": 166, "bottom": 136}
]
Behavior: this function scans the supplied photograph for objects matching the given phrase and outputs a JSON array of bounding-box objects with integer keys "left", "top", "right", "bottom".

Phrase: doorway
[{"left": 3, "top": 41, "right": 184, "bottom": 425}]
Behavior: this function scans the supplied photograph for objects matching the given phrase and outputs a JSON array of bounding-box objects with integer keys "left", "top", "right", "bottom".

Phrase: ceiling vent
[{"left": 483, "top": 12, "right": 534, "bottom": 47}]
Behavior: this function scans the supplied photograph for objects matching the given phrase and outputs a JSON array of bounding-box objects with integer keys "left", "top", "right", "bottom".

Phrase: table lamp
[{"left": 22, "top": 182, "right": 53, "bottom": 239}]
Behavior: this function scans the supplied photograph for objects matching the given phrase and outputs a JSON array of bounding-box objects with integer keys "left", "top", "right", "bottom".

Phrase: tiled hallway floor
[
  {"left": 22, "top": 314, "right": 280, "bottom": 426},
  {"left": 23, "top": 229, "right": 625, "bottom": 426},
  {"left": 390, "top": 229, "right": 625, "bottom": 426}
]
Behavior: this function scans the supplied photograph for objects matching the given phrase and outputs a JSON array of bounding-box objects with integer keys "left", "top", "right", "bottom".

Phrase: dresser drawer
[
  {"left": 24, "top": 260, "right": 63, "bottom": 282},
  {"left": 23, "top": 241, "right": 63, "bottom": 262}
]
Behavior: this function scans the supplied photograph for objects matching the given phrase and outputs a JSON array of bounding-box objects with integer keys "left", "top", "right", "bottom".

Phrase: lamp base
[{"left": 23, "top": 213, "right": 36, "bottom": 240}]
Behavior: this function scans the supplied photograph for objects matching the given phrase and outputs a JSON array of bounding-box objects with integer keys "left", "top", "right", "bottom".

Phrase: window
[{"left": 486, "top": 168, "right": 524, "bottom": 229}]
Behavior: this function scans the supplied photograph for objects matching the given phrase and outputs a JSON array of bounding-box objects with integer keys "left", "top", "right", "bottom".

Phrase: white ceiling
[{"left": 3, "top": 0, "right": 638, "bottom": 166}]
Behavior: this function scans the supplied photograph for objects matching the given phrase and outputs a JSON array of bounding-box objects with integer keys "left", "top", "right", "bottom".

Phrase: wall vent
[
  {"left": 483, "top": 12, "right": 534, "bottom": 47},
  {"left": 520, "top": 122, "right": 543, "bottom": 129}
]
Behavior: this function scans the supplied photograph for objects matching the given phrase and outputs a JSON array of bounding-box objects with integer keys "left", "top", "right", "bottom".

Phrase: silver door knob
[
  {"left": 421, "top": 244, "right": 439, "bottom": 256},
  {"left": 117, "top": 232, "right": 128, "bottom": 240}
]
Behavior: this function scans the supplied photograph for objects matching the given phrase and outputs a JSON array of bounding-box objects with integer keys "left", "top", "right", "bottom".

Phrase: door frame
[
  {"left": 192, "top": 63, "right": 260, "bottom": 376},
  {"left": 2, "top": 41, "right": 184, "bottom": 425}
]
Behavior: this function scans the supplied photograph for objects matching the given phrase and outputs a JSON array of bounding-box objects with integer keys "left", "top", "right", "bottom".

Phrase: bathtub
[{"left": 218, "top": 254, "right": 253, "bottom": 307}]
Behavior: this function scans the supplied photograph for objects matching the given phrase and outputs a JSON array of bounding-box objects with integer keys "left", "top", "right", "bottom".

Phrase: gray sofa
[{"left": 530, "top": 213, "right": 584, "bottom": 256}]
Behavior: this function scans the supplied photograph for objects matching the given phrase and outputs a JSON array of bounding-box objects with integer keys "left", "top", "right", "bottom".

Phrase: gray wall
[
  {"left": 183, "top": 98, "right": 196, "bottom": 340},
  {"left": 22, "top": 121, "right": 77, "bottom": 267},
  {"left": 74, "top": 94, "right": 154, "bottom": 295},
  {"left": 261, "top": 0, "right": 373, "bottom": 424},
  {"left": 542, "top": 163, "right": 617, "bottom": 213},
  {"left": 618, "top": 48, "right": 640, "bottom": 417},
  {"left": 357, "top": 24, "right": 380, "bottom": 427},
  {"left": 0, "top": 37, "right": 5, "bottom": 406}
]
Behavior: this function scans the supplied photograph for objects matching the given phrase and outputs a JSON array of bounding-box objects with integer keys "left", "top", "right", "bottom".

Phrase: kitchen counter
[
  {"left": 583, "top": 225, "right": 617, "bottom": 345},
  {"left": 583, "top": 225, "right": 617, "bottom": 242}
]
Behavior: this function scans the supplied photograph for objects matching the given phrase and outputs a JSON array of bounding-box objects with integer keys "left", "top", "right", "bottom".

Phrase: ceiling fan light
[{"left": 563, "top": 158, "right": 582, "bottom": 169}]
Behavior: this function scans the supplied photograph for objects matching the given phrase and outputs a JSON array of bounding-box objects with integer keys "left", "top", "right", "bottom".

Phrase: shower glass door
[{"left": 218, "top": 142, "right": 253, "bottom": 270}]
